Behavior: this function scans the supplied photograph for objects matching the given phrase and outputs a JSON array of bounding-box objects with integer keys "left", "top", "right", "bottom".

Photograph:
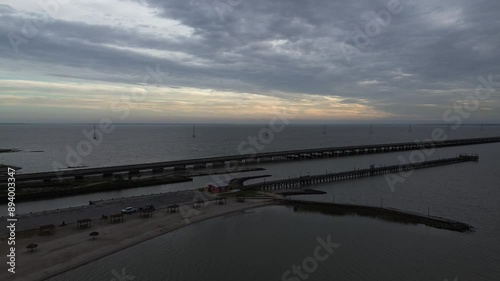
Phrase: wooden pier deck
[{"left": 243, "top": 154, "right": 479, "bottom": 191}]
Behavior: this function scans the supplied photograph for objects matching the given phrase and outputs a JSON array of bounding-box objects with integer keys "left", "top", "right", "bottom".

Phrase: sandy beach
[{"left": 0, "top": 195, "right": 274, "bottom": 281}]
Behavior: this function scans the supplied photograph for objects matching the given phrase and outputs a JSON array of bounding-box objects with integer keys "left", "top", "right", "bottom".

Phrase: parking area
[{"left": 1, "top": 191, "right": 210, "bottom": 232}]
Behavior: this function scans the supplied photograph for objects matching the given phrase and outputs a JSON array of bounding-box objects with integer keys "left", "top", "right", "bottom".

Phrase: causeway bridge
[
  {"left": 2, "top": 136, "right": 497, "bottom": 183},
  {"left": 242, "top": 154, "right": 479, "bottom": 191}
]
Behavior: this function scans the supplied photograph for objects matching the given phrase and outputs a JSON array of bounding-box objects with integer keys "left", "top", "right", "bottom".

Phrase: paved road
[
  {"left": 2, "top": 191, "right": 214, "bottom": 232},
  {"left": 4, "top": 136, "right": 499, "bottom": 182}
]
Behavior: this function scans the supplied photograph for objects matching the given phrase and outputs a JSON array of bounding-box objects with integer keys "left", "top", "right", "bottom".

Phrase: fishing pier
[{"left": 243, "top": 154, "right": 479, "bottom": 191}]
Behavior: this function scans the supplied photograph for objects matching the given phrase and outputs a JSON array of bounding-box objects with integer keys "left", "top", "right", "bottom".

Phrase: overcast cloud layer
[{"left": 0, "top": 0, "right": 499, "bottom": 123}]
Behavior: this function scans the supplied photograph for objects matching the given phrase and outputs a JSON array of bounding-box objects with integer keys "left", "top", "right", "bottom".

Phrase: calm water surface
[
  {"left": 1, "top": 124, "right": 499, "bottom": 213},
  {"left": 1, "top": 123, "right": 498, "bottom": 173},
  {"left": 49, "top": 205, "right": 500, "bottom": 281},
  {"left": 1, "top": 124, "right": 499, "bottom": 280}
]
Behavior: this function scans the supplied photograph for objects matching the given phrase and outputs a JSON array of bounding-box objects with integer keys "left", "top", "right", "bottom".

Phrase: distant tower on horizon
[
  {"left": 93, "top": 124, "right": 97, "bottom": 140},
  {"left": 323, "top": 124, "right": 327, "bottom": 135},
  {"left": 192, "top": 124, "right": 196, "bottom": 138},
  {"left": 480, "top": 123, "right": 484, "bottom": 131},
  {"left": 264, "top": 124, "right": 270, "bottom": 137},
  {"left": 369, "top": 124, "right": 373, "bottom": 134},
  {"left": 408, "top": 124, "right": 412, "bottom": 133}
]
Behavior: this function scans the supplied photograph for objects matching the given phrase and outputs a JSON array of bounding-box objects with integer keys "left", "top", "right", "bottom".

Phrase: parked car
[{"left": 121, "top": 207, "right": 137, "bottom": 214}]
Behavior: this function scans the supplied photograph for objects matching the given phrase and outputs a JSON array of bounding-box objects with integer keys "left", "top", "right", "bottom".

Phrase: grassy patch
[{"left": 0, "top": 175, "right": 192, "bottom": 202}]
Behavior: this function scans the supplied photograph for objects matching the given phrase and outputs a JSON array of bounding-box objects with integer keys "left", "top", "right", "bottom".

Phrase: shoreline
[
  {"left": 42, "top": 201, "right": 273, "bottom": 281},
  {"left": 0, "top": 167, "right": 265, "bottom": 203},
  {"left": 0, "top": 194, "right": 475, "bottom": 281},
  {"left": 0, "top": 197, "right": 274, "bottom": 281}
]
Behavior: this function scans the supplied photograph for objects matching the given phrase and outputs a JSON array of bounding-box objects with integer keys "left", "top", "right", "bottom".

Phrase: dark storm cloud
[{"left": 1, "top": 0, "right": 499, "bottom": 119}]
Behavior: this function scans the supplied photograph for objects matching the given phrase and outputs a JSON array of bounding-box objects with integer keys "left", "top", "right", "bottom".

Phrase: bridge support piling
[
  {"left": 174, "top": 166, "right": 186, "bottom": 171},
  {"left": 152, "top": 168, "right": 163, "bottom": 174},
  {"left": 129, "top": 169, "right": 140, "bottom": 176}
]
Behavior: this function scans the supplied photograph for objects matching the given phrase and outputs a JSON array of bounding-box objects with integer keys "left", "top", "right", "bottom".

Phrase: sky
[{"left": 0, "top": 0, "right": 499, "bottom": 123}]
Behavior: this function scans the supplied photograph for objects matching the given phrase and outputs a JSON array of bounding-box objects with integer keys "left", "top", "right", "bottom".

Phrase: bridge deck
[{"left": 1, "top": 136, "right": 498, "bottom": 182}]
